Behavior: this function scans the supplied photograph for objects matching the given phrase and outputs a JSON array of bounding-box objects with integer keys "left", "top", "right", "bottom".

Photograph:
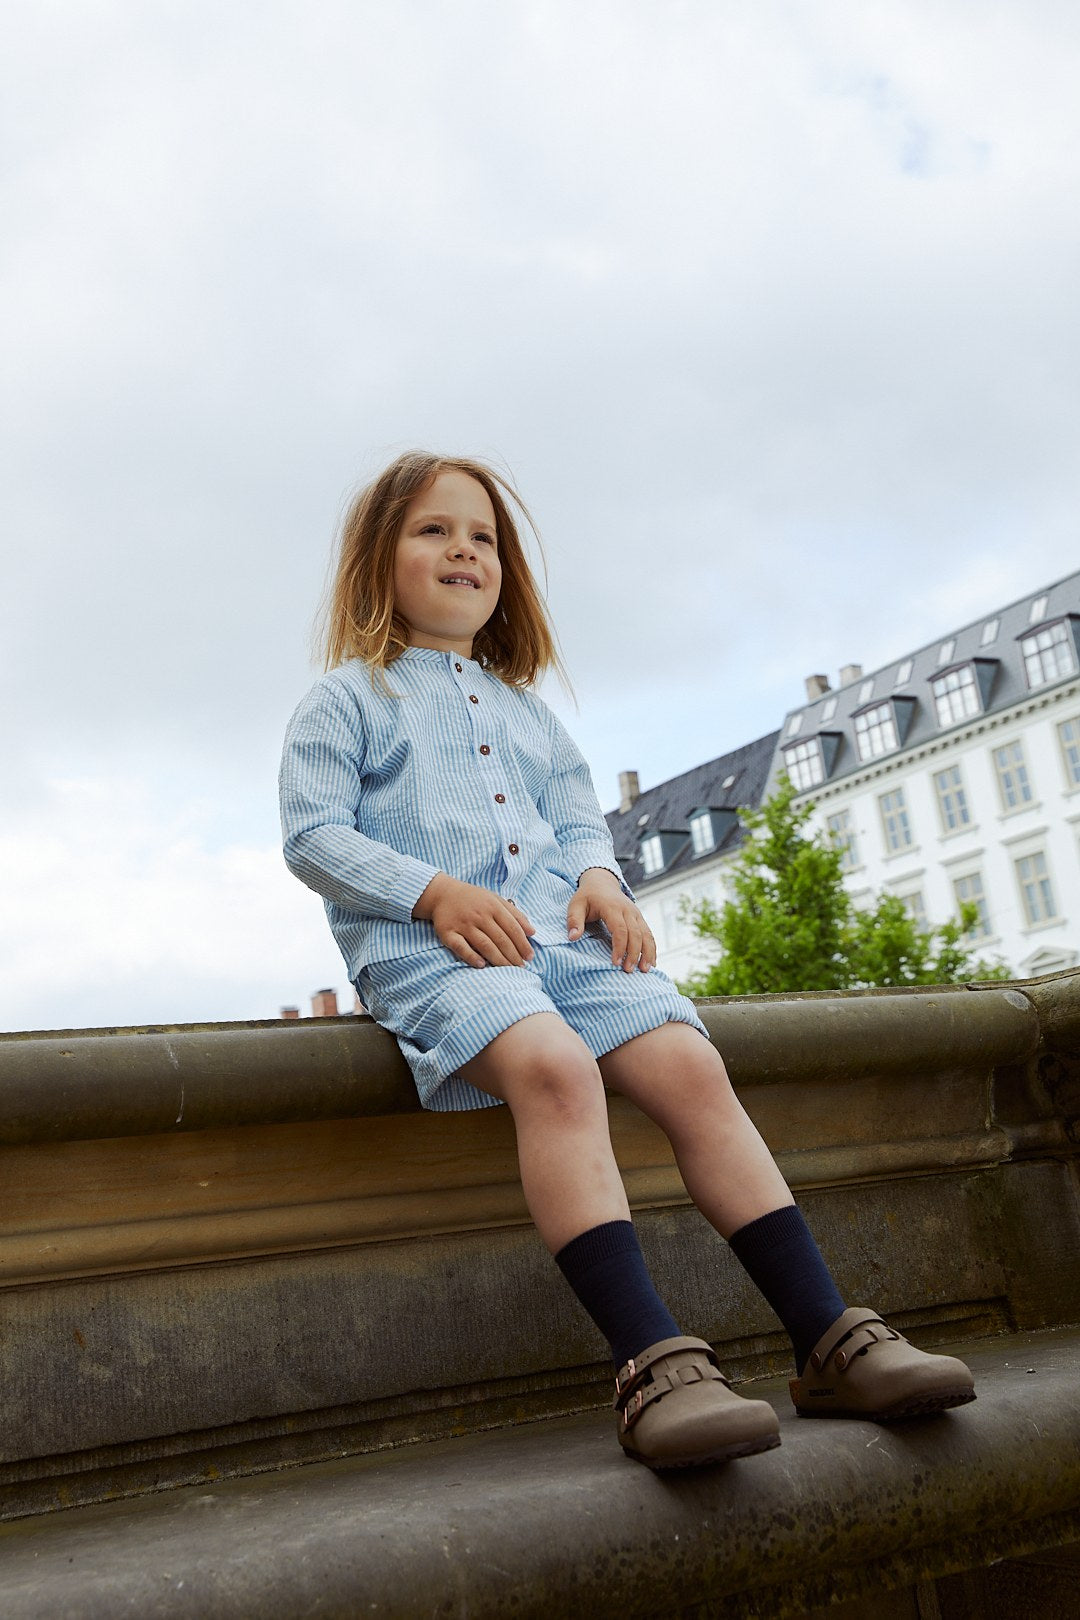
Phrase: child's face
[{"left": 394, "top": 469, "right": 502, "bottom": 656}]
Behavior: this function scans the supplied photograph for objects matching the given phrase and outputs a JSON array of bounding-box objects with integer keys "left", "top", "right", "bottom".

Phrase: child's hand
[
  {"left": 413, "top": 874, "right": 536, "bottom": 969},
  {"left": 566, "top": 868, "right": 656, "bottom": 973}
]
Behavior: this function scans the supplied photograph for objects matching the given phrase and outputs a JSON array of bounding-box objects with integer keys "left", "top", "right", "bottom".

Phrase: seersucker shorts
[{"left": 357, "top": 933, "right": 710, "bottom": 1112}]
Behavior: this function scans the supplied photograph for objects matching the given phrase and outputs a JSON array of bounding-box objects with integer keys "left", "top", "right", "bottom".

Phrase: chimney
[
  {"left": 804, "top": 674, "right": 831, "bottom": 701},
  {"left": 311, "top": 988, "right": 339, "bottom": 1018},
  {"left": 280, "top": 1005, "right": 300, "bottom": 1020},
  {"left": 839, "top": 663, "right": 863, "bottom": 686},
  {"left": 619, "top": 771, "right": 640, "bottom": 814}
]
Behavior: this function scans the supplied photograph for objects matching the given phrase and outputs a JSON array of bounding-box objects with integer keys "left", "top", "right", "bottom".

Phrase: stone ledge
[
  {"left": 2, "top": 1327, "right": 1078, "bottom": 1620},
  {"left": 0, "top": 979, "right": 1046, "bottom": 1146}
]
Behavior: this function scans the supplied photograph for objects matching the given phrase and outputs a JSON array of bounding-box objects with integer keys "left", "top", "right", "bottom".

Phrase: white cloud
[{"left": 0, "top": 774, "right": 345, "bottom": 1031}]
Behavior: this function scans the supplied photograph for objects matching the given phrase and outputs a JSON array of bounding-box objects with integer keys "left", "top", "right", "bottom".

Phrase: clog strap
[
  {"left": 613, "top": 1335, "right": 717, "bottom": 1400},
  {"left": 808, "top": 1309, "right": 900, "bottom": 1374},
  {"left": 613, "top": 1338, "right": 730, "bottom": 1434}
]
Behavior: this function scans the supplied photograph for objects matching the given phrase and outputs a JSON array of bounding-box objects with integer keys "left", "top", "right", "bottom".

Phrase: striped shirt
[{"left": 279, "top": 647, "right": 629, "bottom": 978}]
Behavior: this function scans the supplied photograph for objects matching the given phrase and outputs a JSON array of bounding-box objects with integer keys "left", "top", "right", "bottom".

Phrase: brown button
[
  {"left": 454, "top": 662, "right": 463, "bottom": 673},
  {"left": 469, "top": 694, "right": 479, "bottom": 704},
  {"left": 494, "top": 793, "right": 506, "bottom": 804},
  {"left": 479, "top": 744, "right": 491, "bottom": 756},
  {"left": 507, "top": 843, "right": 520, "bottom": 855}
]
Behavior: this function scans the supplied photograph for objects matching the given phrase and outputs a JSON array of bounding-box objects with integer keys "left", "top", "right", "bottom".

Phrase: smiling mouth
[{"left": 440, "top": 575, "right": 481, "bottom": 589}]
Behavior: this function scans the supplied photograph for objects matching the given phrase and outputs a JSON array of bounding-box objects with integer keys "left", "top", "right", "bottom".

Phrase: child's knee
[{"left": 514, "top": 1044, "right": 606, "bottom": 1127}]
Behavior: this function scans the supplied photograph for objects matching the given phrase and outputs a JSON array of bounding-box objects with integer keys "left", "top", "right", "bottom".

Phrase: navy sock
[
  {"left": 728, "top": 1204, "right": 846, "bottom": 1376},
  {"left": 554, "top": 1220, "right": 681, "bottom": 1372}
]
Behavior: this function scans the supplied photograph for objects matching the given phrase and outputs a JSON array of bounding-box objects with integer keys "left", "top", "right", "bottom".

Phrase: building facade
[
  {"left": 605, "top": 732, "right": 779, "bottom": 984},
  {"left": 608, "top": 569, "right": 1080, "bottom": 984}
]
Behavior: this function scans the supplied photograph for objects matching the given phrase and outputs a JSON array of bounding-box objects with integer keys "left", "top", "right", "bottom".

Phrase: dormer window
[
  {"left": 1020, "top": 618, "right": 1078, "bottom": 689},
  {"left": 1029, "top": 595, "right": 1049, "bottom": 623},
  {"left": 640, "top": 834, "right": 664, "bottom": 876},
  {"left": 937, "top": 638, "right": 956, "bottom": 665},
  {"left": 981, "top": 617, "right": 999, "bottom": 646},
  {"left": 638, "top": 828, "right": 689, "bottom": 878},
  {"left": 690, "top": 814, "right": 714, "bottom": 856},
  {"left": 782, "top": 736, "right": 825, "bottom": 790},
  {"left": 821, "top": 696, "right": 838, "bottom": 721},
  {"left": 858, "top": 679, "right": 874, "bottom": 704},
  {"left": 931, "top": 660, "right": 997, "bottom": 726},
  {"left": 854, "top": 701, "right": 898, "bottom": 760},
  {"left": 786, "top": 713, "right": 804, "bottom": 736},
  {"left": 894, "top": 660, "right": 913, "bottom": 686},
  {"left": 689, "top": 807, "right": 737, "bottom": 857}
]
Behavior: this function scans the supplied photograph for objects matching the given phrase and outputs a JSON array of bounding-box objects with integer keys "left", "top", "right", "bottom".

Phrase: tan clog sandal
[
  {"left": 790, "top": 1308, "right": 976, "bottom": 1421},
  {"left": 614, "top": 1335, "right": 781, "bottom": 1469}
]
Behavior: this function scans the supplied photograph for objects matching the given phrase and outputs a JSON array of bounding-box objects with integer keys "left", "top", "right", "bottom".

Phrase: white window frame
[
  {"left": 1014, "top": 849, "right": 1058, "bottom": 926},
  {"left": 879, "top": 786, "right": 914, "bottom": 852},
  {"left": 640, "top": 835, "right": 664, "bottom": 876},
  {"left": 992, "top": 739, "right": 1034, "bottom": 812},
  {"left": 854, "top": 702, "right": 899, "bottom": 761},
  {"left": 826, "top": 808, "right": 858, "bottom": 871},
  {"left": 931, "top": 665, "right": 980, "bottom": 727},
  {"left": 1021, "top": 621, "right": 1076, "bottom": 690},
  {"left": 1058, "top": 716, "right": 1080, "bottom": 788},
  {"left": 934, "top": 764, "right": 971, "bottom": 833},
  {"left": 689, "top": 814, "right": 715, "bottom": 856},
  {"left": 952, "top": 870, "right": 992, "bottom": 938},
  {"left": 783, "top": 738, "right": 824, "bottom": 791}
]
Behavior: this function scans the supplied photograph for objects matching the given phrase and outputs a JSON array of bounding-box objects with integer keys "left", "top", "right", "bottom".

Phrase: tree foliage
[{"left": 679, "top": 775, "right": 1011, "bottom": 997}]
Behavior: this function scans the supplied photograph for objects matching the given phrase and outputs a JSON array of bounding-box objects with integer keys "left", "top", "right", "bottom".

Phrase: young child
[{"left": 279, "top": 450, "right": 975, "bottom": 1470}]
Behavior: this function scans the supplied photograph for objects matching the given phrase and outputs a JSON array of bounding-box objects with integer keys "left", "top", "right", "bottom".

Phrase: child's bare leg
[
  {"left": 597, "top": 1022, "right": 793, "bottom": 1237},
  {"left": 600, "top": 1022, "right": 845, "bottom": 1373},
  {"left": 458, "top": 1011, "right": 631, "bottom": 1253}
]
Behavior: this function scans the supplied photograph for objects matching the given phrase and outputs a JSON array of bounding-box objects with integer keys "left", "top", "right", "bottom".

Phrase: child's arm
[
  {"left": 534, "top": 705, "right": 655, "bottom": 973},
  {"left": 280, "top": 677, "right": 536, "bottom": 967},
  {"left": 279, "top": 678, "right": 442, "bottom": 924}
]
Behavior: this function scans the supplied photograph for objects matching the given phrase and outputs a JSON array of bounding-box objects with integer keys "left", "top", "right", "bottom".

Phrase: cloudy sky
[{"left": 3, "top": 1, "right": 1079, "bottom": 1032}]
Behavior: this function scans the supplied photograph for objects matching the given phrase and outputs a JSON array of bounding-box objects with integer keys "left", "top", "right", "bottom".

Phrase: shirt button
[
  {"left": 469, "top": 694, "right": 479, "bottom": 704},
  {"left": 455, "top": 662, "right": 463, "bottom": 673},
  {"left": 507, "top": 843, "right": 520, "bottom": 855},
  {"left": 494, "top": 793, "right": 506, "bottom": 804},
  {"left": 479, "top": 744, "right": 491, "bottom": 756}
]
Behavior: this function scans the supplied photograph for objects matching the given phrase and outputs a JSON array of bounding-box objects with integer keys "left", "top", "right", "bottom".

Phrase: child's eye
[
  {"left": 420, "top": 523, "right": 445, "bottom": 535},
  {"left": 475, "top": 532, "right": 495, "bottom": 546}
]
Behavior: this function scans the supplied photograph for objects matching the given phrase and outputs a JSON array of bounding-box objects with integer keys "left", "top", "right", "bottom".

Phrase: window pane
[
  {"left": 934, "top": 765, "right": 971, "bottom": 831},
  {"left": 1058, "top": 718, "right": 1080, "bottom": 786},
  {"left": 783, "top": 738, "right": 824, "bottom": 790},
  {"left": 992, "top": 740, "right": 1034, "bottom": 810},
  {"left": 879, "top": 787, "right": 913, "bottom": 851},
  {"left": 953, "top": 871, "right": 991, "bottom": 937},
  {"left": 932, "top": 665, "right": 980, "bottom": 727},
  {"left": 1015, "top": 851, "right": 1056, "bottom": 924},
  {"left": 690, "top": 815, "right": 714, "bottom": 855},
  {"left": 1021, "top": 622, "right": 1076, "bottom": 689},
  {"left": 854, "top": 702, "right": 898, "bottom": 761},
  {"left": 827, "top": 809, "right": 858, "bottom": 871}
]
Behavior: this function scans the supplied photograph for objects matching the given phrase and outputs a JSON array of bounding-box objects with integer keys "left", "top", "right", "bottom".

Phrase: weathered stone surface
[{"left": 2, "top": 1329, "right": 1078, "bottom": 1620}]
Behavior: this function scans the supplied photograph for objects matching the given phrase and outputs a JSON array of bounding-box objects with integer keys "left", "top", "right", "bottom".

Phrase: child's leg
[
  {"left": 459, "top": 1011, "right": 680, "bottom": 1368},
  {"left": 599, "top": 1023, "right": 976, "bottom": 1418},
  {"left": 598, "top": 1023, "right": 846, "bottom": 1373},
  {"left": 460, "top": 1011, "right": 781, "bottom": 1465}
]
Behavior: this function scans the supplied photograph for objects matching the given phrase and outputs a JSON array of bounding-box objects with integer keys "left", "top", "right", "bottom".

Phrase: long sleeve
[
  {"left": 279, "top": 677, "right": 441, "bottom": 924},
  {"left": 535, "top": 704, "right": 634, "bottom": 896}
]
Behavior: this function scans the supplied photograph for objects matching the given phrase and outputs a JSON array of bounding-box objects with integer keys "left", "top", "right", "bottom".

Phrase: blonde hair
[{"left": 320, "top": 451, "right": 564, "bottom": 688}]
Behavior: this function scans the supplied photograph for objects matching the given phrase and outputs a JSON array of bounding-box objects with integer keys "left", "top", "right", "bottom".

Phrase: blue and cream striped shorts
[{"left": 357, "top": 934, "right": 710, "bottom": 1112}]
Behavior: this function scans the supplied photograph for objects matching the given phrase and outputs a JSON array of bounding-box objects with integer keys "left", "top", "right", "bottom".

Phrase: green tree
[{"left": 679, "top": 775, "right": 1010, "bottom": 997}]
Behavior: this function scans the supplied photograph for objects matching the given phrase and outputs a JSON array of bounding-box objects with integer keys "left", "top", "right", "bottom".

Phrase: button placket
[{"left": 462, "top": 681, "right": 525, "bottom": 871}]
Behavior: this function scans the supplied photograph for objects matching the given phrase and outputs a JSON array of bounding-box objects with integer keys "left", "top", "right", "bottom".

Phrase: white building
[
  {"left": 604, "top": 732, "right": 779, "bottom": 984},
  {"left": 768, "top": 569, "right": 1080, "bottom": 979}
]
